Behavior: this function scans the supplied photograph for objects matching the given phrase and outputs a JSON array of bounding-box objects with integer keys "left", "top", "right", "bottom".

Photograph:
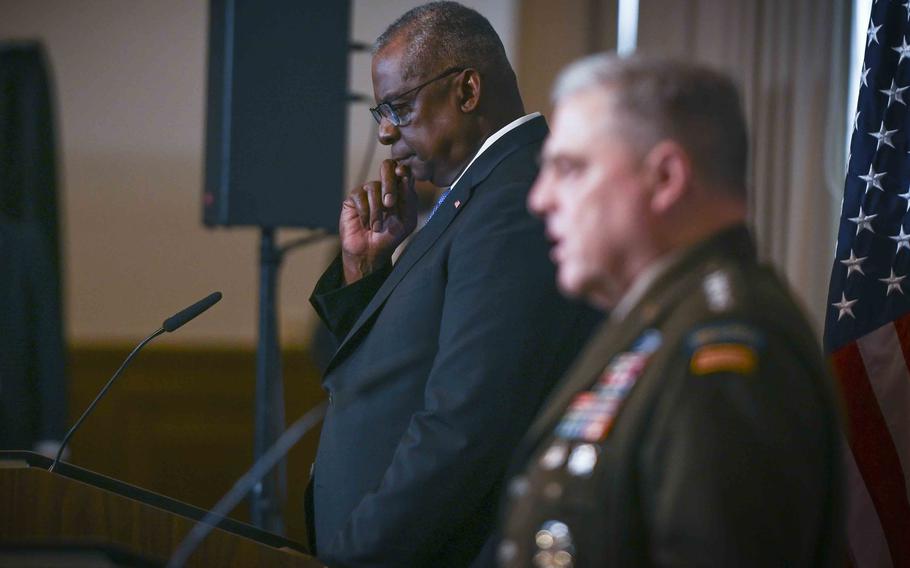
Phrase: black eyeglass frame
[{"left": 369, "top": 66, "right": 466, "bottom": 126}]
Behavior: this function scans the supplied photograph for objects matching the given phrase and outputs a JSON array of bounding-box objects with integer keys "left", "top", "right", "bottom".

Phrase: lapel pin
[{"left": 454, "top": 200, "right": 462, "bottom": 208}]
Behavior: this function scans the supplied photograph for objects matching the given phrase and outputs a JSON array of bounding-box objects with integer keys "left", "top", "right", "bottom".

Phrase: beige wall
[
  {"left": 0, "top": 0, "right": 517, "bottom": 346},
  {"left": 516, "top": 0, "right": 617, "bottom": 117}
]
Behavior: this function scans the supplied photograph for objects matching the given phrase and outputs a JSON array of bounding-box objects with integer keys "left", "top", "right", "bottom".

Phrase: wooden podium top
[{"left": 0, "top": 451, "right": 323, "bottom": 567}]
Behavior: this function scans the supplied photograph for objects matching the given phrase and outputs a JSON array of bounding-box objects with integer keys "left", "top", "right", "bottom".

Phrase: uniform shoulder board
[{"left": 686, "top": 321, "right": 765, "bottom": 376}]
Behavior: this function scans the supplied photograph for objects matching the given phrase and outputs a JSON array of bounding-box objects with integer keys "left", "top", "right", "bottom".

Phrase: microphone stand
[
  {"left": 251, "top": 227, "right": 286, "bottom": 534},
  {"left": 168, "top": 401, "right": 328, "bottom": 568},
  {"left": 50, "top": 328, "right": 165, "bottom": 473},
  {"left": 250, "top": 227, "right": 328, "bottom": 534}
]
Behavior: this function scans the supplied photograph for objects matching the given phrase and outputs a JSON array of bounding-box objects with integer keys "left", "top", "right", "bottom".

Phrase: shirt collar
[
  {"left": 446, "top": 112, "right": 542, "bottom": 190},
  {"left": 610, "top": 251, "right": 680, "bottom": 323}
]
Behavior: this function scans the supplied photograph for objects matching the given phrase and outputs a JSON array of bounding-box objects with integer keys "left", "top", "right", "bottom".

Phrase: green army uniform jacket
[{"left": 498, "top": 224, "right": 844, "bottom": 567}]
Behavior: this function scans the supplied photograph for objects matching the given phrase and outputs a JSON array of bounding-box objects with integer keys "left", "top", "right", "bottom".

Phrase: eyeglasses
[{"left": 369, "top": 67, "right": 465, "bottom": 127}]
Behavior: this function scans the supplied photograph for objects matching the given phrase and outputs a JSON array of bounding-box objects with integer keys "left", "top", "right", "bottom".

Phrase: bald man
[{"left": 307, "top": 3, "right": 599, "bottom": 566}]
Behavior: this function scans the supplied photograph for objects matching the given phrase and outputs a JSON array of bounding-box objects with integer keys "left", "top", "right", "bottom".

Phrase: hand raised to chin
[{"left": 340, "top": 159, "right": 418, "bottom": 284}]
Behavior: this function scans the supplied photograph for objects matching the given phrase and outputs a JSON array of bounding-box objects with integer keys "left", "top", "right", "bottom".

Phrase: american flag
[{"left": 824, "top": 2, "right": 910, "bottom": 566}]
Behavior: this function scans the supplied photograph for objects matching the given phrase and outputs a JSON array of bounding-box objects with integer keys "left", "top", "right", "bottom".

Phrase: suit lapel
[{"left": 326, "top": 117, "right": 549, "bottom": 372}]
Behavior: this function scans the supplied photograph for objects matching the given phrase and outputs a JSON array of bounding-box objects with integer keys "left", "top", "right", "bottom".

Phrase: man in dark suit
[
  {"left": 497, "top": 56, "right": 844, "bottom": 566},
  {"left": 307, "top": 3, "right": 600, "bottom": 566}
]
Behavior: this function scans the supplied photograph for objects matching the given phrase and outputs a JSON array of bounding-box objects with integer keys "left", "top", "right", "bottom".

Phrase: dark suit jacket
[
  {"left": 499, "top": 225, "right": 844, "bottom": 567},
  {"left": 309, "top": 116, "right": 601, "bottom": 567}
]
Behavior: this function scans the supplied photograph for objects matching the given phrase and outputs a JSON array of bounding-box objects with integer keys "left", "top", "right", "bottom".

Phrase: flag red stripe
[
  {"left": 892, "top": 312, "right": 910, "bottom": 380},
  {"left": 831, "top": 341, "right": 910, "bottom": 565}
]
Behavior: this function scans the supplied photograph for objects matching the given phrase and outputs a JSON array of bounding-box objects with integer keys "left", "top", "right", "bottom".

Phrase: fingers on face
[
  {"left": 381, "top": 160, "right": 398, "bottom": 208},
  {"left": 347, "top": 182, "right": 378, "bottom": 230},
  {"left": 347, "top": 160, "right": 415, "bottom": 233}
]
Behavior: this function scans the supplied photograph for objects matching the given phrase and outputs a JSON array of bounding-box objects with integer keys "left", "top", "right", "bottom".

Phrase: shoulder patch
[
  {"left": 690, "top": 343, "right": 757, "bottom": 375},
  {"left": 686, "top": 321, "right": 764, "bottom": 376},
  {"left": 687, "top": 321, "right": 764, "bottom": 351},
  {"left": 703, "top": 270, "right": 732, "bottom": 312}
]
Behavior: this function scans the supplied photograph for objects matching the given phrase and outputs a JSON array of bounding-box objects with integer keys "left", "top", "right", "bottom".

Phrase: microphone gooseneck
[
  {"left": 49, "top": 327, "right": 165, "bottom": 472},
  {"left": 167, "top": 401, "right": 328, "bottom": 568},
  {"left": 48, "top": 291, "right": 223, "bottom": 473}
]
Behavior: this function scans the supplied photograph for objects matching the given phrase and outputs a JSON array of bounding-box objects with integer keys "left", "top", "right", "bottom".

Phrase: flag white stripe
[
  {"left": 857, "top": 322, "right": 910, "bottom": 503},
  {"left": 845, "top": 438, "right": 894, "bottom": 568}
]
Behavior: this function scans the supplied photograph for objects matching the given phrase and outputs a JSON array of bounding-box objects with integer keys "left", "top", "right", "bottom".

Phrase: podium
[{"left": 0, "top": 451, "right": 323, "bottom": 567}]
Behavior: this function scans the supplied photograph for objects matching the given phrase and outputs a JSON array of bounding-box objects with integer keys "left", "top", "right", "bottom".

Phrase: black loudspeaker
[{"left": 203, "top": 0, "right": 350, "bottom": 230}]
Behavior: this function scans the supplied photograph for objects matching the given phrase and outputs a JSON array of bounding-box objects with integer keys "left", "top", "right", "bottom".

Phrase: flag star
[
  {"left": 880, "top": 268, "right": 907, "bottom": 295},
  {"left": 832, "top": 293, "right": 858, "bottom": 321},
  {"left": 894, "top": 36, "right": 910, "bottom": 64},
  {"left": 868, "top": 20, "right": 882, "bottom": 46},
  {"left": 854, "top": 110, "right": 861, "bottom": 132},
  {"left": 869, "top": 122, "right": 898, "bottom": 150},
  {"left": 841, "top": 249, "right": 868, "bottom": 276},
  {"left": 880, "top": 79, "right": 909, "bottom": 107},
  {"left": 858, "top": 164, "right": 886, "bottom": 192},
  {"left": 891, "top": 226, "right": 910, "bottom": 251},
  {"left": 849, "top": 207, "right": 877, "bottom": 234},
  {"left": 905, "top": 0, "right": 910, "bottom": 21},
  {"left": 862, "top": 64, "right": 870, "bottom": 88},
  {"left": 900, "top": 187, "right": 910, "bottom": 211}
]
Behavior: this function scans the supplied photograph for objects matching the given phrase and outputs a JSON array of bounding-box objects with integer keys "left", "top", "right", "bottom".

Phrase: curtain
[
  {"left": 636, "top": 0, "right": 853, "bottom": 331},
  {"left": 0, "top": 41, "right": 68, "bottom": 450}
]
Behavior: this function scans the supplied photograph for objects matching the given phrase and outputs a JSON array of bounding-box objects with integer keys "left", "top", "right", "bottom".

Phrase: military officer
[{"left": 496, "top": 56, "right": 844, "bottom": 567}]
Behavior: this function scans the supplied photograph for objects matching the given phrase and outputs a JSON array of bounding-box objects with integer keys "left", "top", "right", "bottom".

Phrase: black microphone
[
  {"left": 163, "top": 291, "right": 223, "bottom": 332},
  {"left": 49, "top": 292, "right": 223, "bottom": 473}
]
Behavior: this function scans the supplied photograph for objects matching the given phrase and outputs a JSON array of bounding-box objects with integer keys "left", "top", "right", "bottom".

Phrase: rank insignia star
[
  {"left": 848, "top": 207, "right": 877, "bottom": 234},
  {"left": 832, "top": 293, "right": 858, "bottom": 321},
  {"left": 879, "top": 268, "right": 906, "bottom": 295},
  {"left": 859, "top": 164, "right": 886, "bottom": 192},
  {"left": 891, "top": 226, "right": 910, "bottom": 251},
  {"left": 840, "top": 250, "right": 867, "bottom": 277}
]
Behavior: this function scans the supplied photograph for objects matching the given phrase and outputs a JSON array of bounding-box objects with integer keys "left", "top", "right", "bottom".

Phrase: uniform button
[
  {"left": 309, "top": 462, "right": 315, "bottom": 478},
  {"left": 328, "top": 392, "right": 334, "bottom": 405}
]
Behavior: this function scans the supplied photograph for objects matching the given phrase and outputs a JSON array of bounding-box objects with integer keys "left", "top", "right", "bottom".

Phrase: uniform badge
[
  {"left": 539, "top": 441, "right": 569, "bottom": 470},
  {"left": 534, "top": 520, "right": 575, "bottom": 567},
  {"left": 703, "top": 270, "right": 732, "bottom": 312},
  {"left": 566, "top": 443, "right": 599, "bottom": 477}
]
